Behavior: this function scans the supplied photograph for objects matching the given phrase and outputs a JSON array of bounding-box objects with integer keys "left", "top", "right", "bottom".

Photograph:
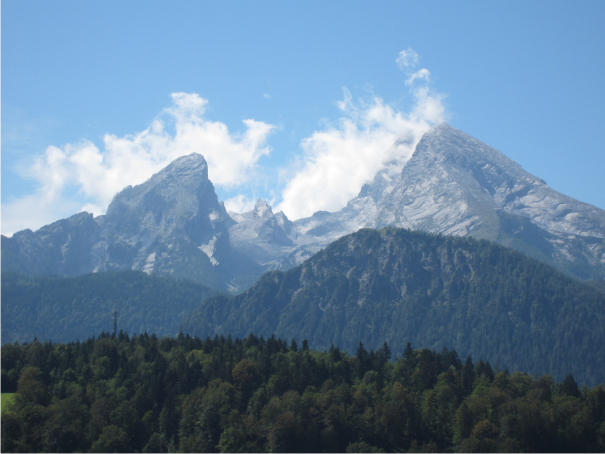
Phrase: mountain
[
  {"left": 229, "top": 123, "right": 605, "bottom": 280},
  {"left": 2, "top": 154, "right": 262, "bottom": 291},
  {"left": 180, "top": 227, "right": 605, "bottom": 386},
  {"left": 1, "top": 270, "right": 217, "bottom": 344},
  {"left": 374, "top": 123, "right": 605, "bottom": 279},
  {"left": 227, "top": 199, "right": 297, "bottom": 269},
  {"left": 3, "top": 123, "right": 605, "bottom": 286}
]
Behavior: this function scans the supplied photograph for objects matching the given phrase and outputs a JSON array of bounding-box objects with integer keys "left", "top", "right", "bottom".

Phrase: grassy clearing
[{"left": 1, "top": 393, "right": 15, "bottom": 413}]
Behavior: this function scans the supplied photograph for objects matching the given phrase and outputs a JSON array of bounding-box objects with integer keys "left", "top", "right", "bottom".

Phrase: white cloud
[
  {"left": 2, "top": 49, "right": 445, "bottom": 235},
  {"left": 396, "top": 47, "right": 433, "bottom": 86},
  {"left": 276, "top": 48, "right": 446, "bottom": 220},
  {"left": 1, "top": 93, "right": 275, "bottom": 236},
  {"left": 396, "top": 48, "right": 419, "bottom": 70},
  {"left": 1, "top": 193, "right": 83, "bottom": 237},
  {"left": 224, "top": 194, "right": 256, "bottom": 214},
  {"left": 406, "top": 68, "right": 431, "bottom": 86}
]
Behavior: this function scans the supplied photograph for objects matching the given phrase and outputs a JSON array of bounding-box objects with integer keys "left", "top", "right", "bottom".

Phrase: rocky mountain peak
[
  {"left": 105, "top": 152, "right": 222, "bottom": 229},
  {"left": 283, "top": 123, "right": 605, "bottom": 279},
  {"left": 158, "top": 152, "right": 208, "bottom": 181},
  {"left": 4, "top": 125, "right": 604, "bottom": 290},
  {"left": 415, "top": 124, "right": 550, "bottom": 191},
  {"left": 274, "top": 211, "right": 294, "bottom": 236},
  {"left": 254, "top": 199, "right": 272, "bottom": 217},
  {"left": 112, "top": 153, "right": 211, "bottom": 201}
]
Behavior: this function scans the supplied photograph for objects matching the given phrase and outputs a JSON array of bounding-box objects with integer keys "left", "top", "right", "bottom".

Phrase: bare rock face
[
  {"left": 2, "top": 154, "right": 261, "bottom": 291},
  {"left": 1, "top": 211, "right": 101, "bottom": 276},
  {"left": 376, "top": 124, "right": 605, "bottom": 279},
  {"left": 227, "top": 199, "right": 294, "bottom": 269},
  {"left": 97, "top": 154, "right": 234, "bottom": 285}
]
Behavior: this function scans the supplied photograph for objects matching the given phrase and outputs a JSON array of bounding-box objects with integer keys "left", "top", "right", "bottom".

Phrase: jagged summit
[
  {"left": 254, "top": 198, "right": 271, "bottom": 215},
  {"left": 228, "top": 198, "right": 295, "bottom": 268},
  {"left": 416, "top": 123, "right": 536, "bottom": 180},
  {"left": 395, "top": 123, "right": 604, "bottom": 238},
  {"left": 106, "top": 152, "right": 220, "bottom": 229},
  {"left": 121, "top": 153, "right": 210, "bottom": 196},
  {"left": 2, "top": 152, "right": 261, "bottom": 291},
  {"left": 160, "top": 152, "right": 208, "bottom": 174},
  {"left": 3, "top": 125, "right": 605, "bottom": 288}
]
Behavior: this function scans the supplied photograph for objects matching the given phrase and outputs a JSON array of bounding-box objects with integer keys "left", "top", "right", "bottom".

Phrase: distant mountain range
[{"left": 3, "top": 123, "right": 604, "bottom": 289}]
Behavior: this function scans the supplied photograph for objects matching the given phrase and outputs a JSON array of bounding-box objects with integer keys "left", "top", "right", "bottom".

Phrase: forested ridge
[
  {"left": 181, "top": 228, "right": 605, "bottom": 386},
  {"left": 2, "top": 333, "right": 605, "bottom": 453},
  {"left": 1, "top": 271, "right": 217, "bottom": 344}
]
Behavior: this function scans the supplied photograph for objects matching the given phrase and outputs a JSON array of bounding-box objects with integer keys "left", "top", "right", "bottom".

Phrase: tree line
[{"left": 2, "top": 332, "right": 605, "bottom": 452}]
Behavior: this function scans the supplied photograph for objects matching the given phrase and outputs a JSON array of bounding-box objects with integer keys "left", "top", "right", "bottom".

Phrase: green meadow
[{"left": 1, "top": 393, "right": 15, "bottom": 413}]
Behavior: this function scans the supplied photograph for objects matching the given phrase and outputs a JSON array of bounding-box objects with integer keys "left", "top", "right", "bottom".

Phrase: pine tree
[
  {"left": 356, "top": 342, "right": 369, "bottom": 378},
  {"left": 382, "top": 341, "right": 392, "bottom": 361},
  {"left": 290, "top": 339, "right": 298, "bottom": 352},
  {"left": 461, "top": 356, "right": 474, "bottom": 394},
  {"left": 562, "top": 373, "right": 582, "bottom": 398},
  {"left": 302, "top": 339, "right": 309, "bottom": 352}
]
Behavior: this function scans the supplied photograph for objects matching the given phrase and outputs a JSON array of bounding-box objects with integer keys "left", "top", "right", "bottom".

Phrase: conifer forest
[{"left": 2, "top": 333, "right": 604, "bottom": 452}]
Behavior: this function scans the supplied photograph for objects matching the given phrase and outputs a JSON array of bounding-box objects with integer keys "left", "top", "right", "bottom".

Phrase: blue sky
[{"left": 2, "top": 1, "right": 604, "bottom": 235}]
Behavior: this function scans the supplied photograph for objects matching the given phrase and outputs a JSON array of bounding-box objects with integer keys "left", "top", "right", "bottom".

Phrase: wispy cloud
[
  {"left": 396, "top": 48, "right": 419, "bottom": 70},
  {"left": 2, "top": 49, "right": 445, "bottom": 235},
  {"left": 1, "top": 93, "right": 275, "bottom": 236},
  {"left": 276, "top": 48, "right": 446, "bottom": 220},
  {"left": 405, "top": 68, "right": 431, "bottom": 86},
  {"left": 224, "top": 194, "right": 257, "bottom": 214}
]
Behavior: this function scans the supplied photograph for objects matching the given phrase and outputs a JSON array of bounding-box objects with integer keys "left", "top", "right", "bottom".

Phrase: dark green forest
[
  {"left": 1, "top": 271, "right": 217, "bottom": 344},
  {"left": 4, "top": 229, "right": 605, "bottom": 387},
  {"left": 181, "top": 228, "right": 605, "bottom": 386},
  {"left": 2, "top": 333, "right": 605, "bottom": 453}
]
